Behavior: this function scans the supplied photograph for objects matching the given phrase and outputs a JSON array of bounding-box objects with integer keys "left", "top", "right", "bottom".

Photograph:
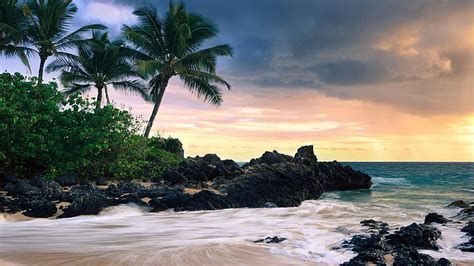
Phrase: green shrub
[{"left": 0, "top": 73, "right": 182, "bottom": 180}]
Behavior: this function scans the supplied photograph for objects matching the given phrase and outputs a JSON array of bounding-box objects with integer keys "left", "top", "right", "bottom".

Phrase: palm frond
[{"left": 111, "top": 79, "right": 152, "bottom": 102}]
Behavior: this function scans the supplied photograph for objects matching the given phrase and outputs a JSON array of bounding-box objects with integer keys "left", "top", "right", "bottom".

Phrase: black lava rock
[
  {"left": 254, "top": 236, "right": 287, "bottom": 244},
  {"left": 387, "top": 223, "right": 441, "bottom": 250},
  {"left": 424, "top": 213, "right": 449, "bottom": 224},
  {"left": 162, "top": 169, "right": 187, "bottom": 185},
  {"left": 56, "top": 174, "right": 79, "bottom": 187},
  {"left": 23, "top": 199, "right": 57, "bottom": 218}
]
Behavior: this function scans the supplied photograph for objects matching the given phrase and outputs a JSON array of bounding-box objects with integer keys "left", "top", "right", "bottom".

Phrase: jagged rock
[
  {"left": 180, "top": 190, "right": 234, "bottom": 211},
  {"left": 150, "top": 191, "right": 191, "bottom": 211},
  {"left": 342, "top": 249, "right": 386, "bottom": 265},
  {"left": 224, "top": 162, "right": 323, "bottom": 208},
  {"left": 162, "top": 169, "right": 187, "bottom": 185},
  {"left": 56, "top": 174, "right": 79, "bottom": 186},
  {"left": 243, "top": 150, "right": 293, "bottom": 167},
  {"left": 254, "top": 236, "right": 287, "bottom": 244},
  {"left": 59, "top": 185, "right": 109, "bottom": 218},
  {"left": 459, "top": 237, "right": 474, "bottom": 252},
  {"left": 294, "top": 145, "right": 317, "bottom": 167},
  {"left": 23, "top": 199, "right": 57, "bottom": 218},
  {"left": 387, "top": 223, "right": 441, "bottom": 250},
  {"left": 424, "top": 213, "right": 449, "bottom": 224},
  {"left": 393, "top": 248, "right": 435, "bottom": 265},
  {"left": 202, "top": 154, "right": 222, "bottom": 165},
  {"left": 360, "top": 219, "right": 390, "bottom": 234},
  {"left": 342, "top": 234, "right": 391, "bottom": 253},
  {"left": 462, "top": 221, "right": 474, "bottom": 236},
  {"left": 318, "top": 161, "right": 372, "bottom": 191}
]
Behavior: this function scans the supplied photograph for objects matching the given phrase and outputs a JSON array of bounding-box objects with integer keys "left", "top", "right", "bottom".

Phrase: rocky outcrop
[
  {"left": 342, "top": 220, "right": 450, "bottom": 265},
  {"left": 424, "top": 212, "right": 449, "bottom": 224},
  {"left": 1, "top": 145, "right": 372, "bottom": 218},
  {"left": 223, "top": 162, "right": 323, "bottom": 208},
  {"left": 242, "top": 150, "right": 293, "bottom": 168},
  {"left": 459, "top": 221, "right": 474, "bottom": 252},
  {"left": 318, "top": 161, "right": 372, "bottom": 191}
]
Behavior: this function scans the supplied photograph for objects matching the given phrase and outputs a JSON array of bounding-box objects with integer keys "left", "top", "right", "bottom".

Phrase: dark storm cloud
[{"left": 75, "top": 0, "right": 474, "bottom": 114}]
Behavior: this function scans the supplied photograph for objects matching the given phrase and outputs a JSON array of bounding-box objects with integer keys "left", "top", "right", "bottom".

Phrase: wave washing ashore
[{"left": 1, "top": 148, "right": 473, "bottom": 265}]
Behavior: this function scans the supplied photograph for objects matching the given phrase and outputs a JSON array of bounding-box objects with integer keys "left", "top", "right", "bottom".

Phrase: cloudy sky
[{"left": 2, "top": 0, "right": 474, "bottom": 161}]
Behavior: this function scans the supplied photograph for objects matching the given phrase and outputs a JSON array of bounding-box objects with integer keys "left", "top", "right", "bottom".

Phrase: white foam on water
[{"left": 1, "top": 200, "right": 473, "bottom": 264}]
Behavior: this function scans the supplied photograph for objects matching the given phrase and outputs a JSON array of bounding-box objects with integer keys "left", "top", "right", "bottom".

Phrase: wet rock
[
  {"left": 461, "top": 221, "right": 474, "bottom": 236},
  {"left": 243, "top": 150, "right": 293, "bottom": 167},
  {"left": 387, "top": 223, "right": 441, "bottom": 250},
  {"left": 436, "top": 258, "right": 453, "bottom": 266},
  {"left": 23, "top": 199, "right": 57, "bottom": 218},
  {"left": 424, "top": 213, "right": 449, "bottom": 224},
  {"left": 59, "top": 185, "right": 109, "bottom": 218},
  {"left": 149, "top": 191, "right": 191, "bottom": 212},
  {"left": 263, "top": 202, "right": 278, "bottom": 208},
  {"left": 254, "top": 236, "right": 287, "bottom": 244},
  {"left": 393, "top": 248, "right": 436, "bottom": 265},
  {"left": 318, "top": 161, "right": 372, "bottom": 191},
  {"left": 56, "top": 173, "right": 79, "bottom": 187},
  {"left": 360, "top": 219, "right": 388, "bottom": 228},
  {"left": 162, "top": 169, "right": 187, "bottom": 185},
  {"left": 224, "top": 162, "right": 323, "bottom": 208},
  {"left": 180, "top": 190, "right": 233, "bottom": 211},
  {"left": 342, "top": 249, "right": 386, "bottom": 265},
  {"left": 342, "top": 234, "right": 391, "bottom": 253},
  {"left": 448, "top": 200, "right": 469, "bottom": 208},
  {"left": 458, "top": 237, "right": 474, "bottom": 252}
]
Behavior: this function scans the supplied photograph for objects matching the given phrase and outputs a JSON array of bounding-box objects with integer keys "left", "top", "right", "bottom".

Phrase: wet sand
[{"left": 0, "top": 244, "right": 312, "bottom": 266}]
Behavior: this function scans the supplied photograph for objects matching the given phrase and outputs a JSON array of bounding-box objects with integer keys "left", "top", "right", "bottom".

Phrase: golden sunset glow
[{"left": 2, "top": 0, "right": 473, "bottom": 162}]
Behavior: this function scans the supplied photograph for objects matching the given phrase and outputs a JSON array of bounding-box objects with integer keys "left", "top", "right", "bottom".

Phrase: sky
[{"left": 1, "top": 0, "right": 473, "bottom": 162}]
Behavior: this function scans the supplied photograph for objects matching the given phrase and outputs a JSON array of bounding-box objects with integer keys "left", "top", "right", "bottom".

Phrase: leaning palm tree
[
  {"left": 47, "top": 31, "right": 150, "bottom": 108},
  {"left": 0, "top": 0, "right": 105, "bottom": 83},
  {"left": 123, "top": 2, "right": 233, "bottom": 137}
]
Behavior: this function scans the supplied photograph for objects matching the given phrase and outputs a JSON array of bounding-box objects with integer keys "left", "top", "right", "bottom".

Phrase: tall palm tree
[
  {"left": 0, "top": 0, "right": 105, "bottom": 83},
  {"left": 47, "top": 31, "right": 150, "bottom": 108},
  {"left": 123, "top": 2, "right": 233, "bottom": 137}
]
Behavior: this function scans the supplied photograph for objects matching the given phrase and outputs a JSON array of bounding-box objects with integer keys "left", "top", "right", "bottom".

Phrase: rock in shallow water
[
  {"left": 254, "top": 236, "right": 287, "bottom": 244},
  {"left": 387, "top": 223, "right": 441, "bottom": 250},
  {"left": 424, "top": 212, "right": 449, "bottom": 224}
]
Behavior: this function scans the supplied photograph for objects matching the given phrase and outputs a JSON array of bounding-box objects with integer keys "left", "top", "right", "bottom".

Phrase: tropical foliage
[
  {"left": 0, "top": 0, "right": 105, "bottom": 83},
  {"left": 0, "top": 1, "right": 232, "bottom": 181},
  {"left": 47, "top": 31, "right": 150, "bottom": 108},
  {"left": 123, "top": 2, "right": 233, "bottom": 137},
  {"left": 0, "top": 73, "right": 182, "bottom": 179}
]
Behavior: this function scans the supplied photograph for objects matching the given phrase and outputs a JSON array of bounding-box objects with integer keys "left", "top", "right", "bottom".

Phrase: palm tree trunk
[
  {"left": 96, "top": 87, "right": 103, "bottom": 109},
  {"left": 144, "top": 78, "right": 169, "bottom": 138},
  {"left": 105, "top": 87, "right": 111, "bottom": 105},
  {"left": 38, "top": 57, "right": 46, "bottom": 84}
]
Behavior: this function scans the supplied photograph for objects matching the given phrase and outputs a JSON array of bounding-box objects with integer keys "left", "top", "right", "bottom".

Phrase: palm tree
[
  {"left": 0, "top": 0, "right": 105, "bottom": 83},
  {"left": 47, "top": 31, "right": 150, "bottom": 108},
  {"left": 0, "top": 0, "right": 31, "bottom": 70},
  {"left": 123, "top": 2, "right": 233, "bottom": 137}
]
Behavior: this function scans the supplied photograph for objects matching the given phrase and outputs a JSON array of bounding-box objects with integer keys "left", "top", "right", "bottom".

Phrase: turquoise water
[{"left": 336, "top": 162, "right": 474, "bottom": 208}]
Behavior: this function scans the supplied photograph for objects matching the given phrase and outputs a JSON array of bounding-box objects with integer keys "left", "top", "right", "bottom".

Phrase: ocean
[{"left": 0, "top": 162, "right": 473, "bottom": 265}]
